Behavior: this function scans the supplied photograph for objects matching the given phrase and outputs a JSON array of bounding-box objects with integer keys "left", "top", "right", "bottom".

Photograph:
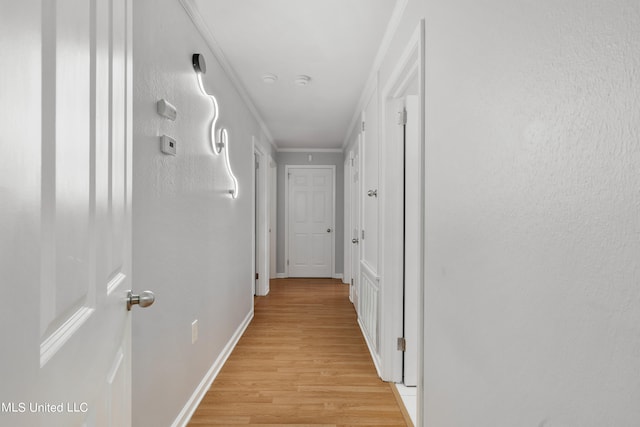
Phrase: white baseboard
[
  {"left": 357, "top": 317, "right": 382, "bottom": 378},
  {"left": 333, "top": 273, "right": 343, "bottom": 280},
  {"left": 171, "top": 310, "right": 254, "bottom": 427},
  {"left": 276, "top": 273, "right": 287, "bottom": 279}
]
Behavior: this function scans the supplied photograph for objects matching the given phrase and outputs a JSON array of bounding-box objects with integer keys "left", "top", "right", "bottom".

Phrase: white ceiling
[{"left": 189, "top": 0, "right": 398, "bottom": 150}]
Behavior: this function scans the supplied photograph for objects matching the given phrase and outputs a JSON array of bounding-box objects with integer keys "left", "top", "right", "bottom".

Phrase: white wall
[
  {"left": 420, "top": 0, "right": 640, "bottom": 425},
  {"left": 346, "top": 0, "right": 640, "bottom": 424},
  {"left": 132, "top": 0, "right": 268, "bottom": 424}
]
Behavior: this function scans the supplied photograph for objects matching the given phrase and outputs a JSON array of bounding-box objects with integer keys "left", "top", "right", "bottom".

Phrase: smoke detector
[
  {"left": 294, "top": 75, "right": 311, "bottom": 86},
  {"left": 262, "top": 73, "right": 278, "bottom": 84}
]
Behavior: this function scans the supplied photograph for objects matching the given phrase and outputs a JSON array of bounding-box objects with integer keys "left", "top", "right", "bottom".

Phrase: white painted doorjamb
[
  {"left": 284, "top": 165, "right": 336, "bottom": 278},
  {"left": 253, "top": 139, "right": 269, "bottom": 296},
  {"left": 269, "top": 155, "right": 278, "bottom": 279},
  {"left": 344, "top": 153, "right": 352, "bottom": 288},
  {"left": 417, "top": 20, "right": 426, "bottom": 427},
  {"left": 379, "top": 21, "right": 425, "bottom": 386},
  {"left": 403, "top": 95, "right": 421, "bottom": 387}
]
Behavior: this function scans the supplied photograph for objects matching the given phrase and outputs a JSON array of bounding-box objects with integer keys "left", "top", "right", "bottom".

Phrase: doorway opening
[{"left": 378, "top": 19, "right": 425, "bottom": 426}]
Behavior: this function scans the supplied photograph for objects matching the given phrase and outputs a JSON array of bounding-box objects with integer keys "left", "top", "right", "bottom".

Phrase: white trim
[
  {"left": 253, "top": 140, "right": 270, "bottom": 296},
  {"left": 341, "top": 0, "right": 409, "bottom": 149},
  {"left": 378, "top": 22, "right": 424, "bottom": 383},
  {"left": 275, "top": 273, "right": 287, "bottom": 279},
  {"left": 358, "top": 318, "right": 382, "bottom": 377},
  {"left": 378, "top": 21, "right": 425, "bottom": 385},
  {"left": 178, "top": 0, "right": 276, "bottom": 152},
  {"left": 284, "top": 165, "right": 336, "bottom": 278},
  {"left": 347, "top": 138, "right": 362, "bottom": 313},
  {"left": 172, "top": 310, "right": 254, "bottom": 427},
  {"left": 277, "top": 148, "right": 344, "bottom": 153},
  {"left": 333, "top": 273, "right": 344, "bottom": 281},
  {"left": 417, "top": 19, "right": 426, "bottom": 427},
  {"left": 343, "top": 154, "right": 351, "bottom": 290},
  {"left": 268, "top": 154, "right": 278, "bottom": 279}
]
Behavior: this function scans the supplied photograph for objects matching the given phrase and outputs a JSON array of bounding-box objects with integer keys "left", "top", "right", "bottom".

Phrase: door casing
[
  {"left": 253, "top": 139, "right": 270, "bottom": 296},
  {"left": 378, "top": 19, "right": 425, "bottom": 425},
  {"left": 284, "top": 165, "right": 336, "bottom": 278}
]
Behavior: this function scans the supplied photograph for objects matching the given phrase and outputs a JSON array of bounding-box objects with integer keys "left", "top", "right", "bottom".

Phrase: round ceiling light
[
  {"left": 294, "top": 75, "right": 311, "bottom": 86},
  {"left": 262, "top": 73, "right": 278, "bottom": 84}
]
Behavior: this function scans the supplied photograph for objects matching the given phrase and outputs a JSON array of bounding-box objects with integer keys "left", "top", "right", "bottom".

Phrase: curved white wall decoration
[{"left": 193, "top": 53, "right": 239, "bottom": 198}]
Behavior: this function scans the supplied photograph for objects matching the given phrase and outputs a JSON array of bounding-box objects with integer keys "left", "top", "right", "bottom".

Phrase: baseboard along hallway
[{"left": 188, "top": 278, "right": 411, "bottom": 426}]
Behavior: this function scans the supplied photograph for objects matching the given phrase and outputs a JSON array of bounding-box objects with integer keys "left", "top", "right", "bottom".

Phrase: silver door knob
[
  {"left": 127, "top": 290, "right": 155, "bottom": 311},
  {"left": 367, "top": 189, "right": 378, "bottom": 197},
  {"left": 327, "top": 228, "right": 332, "bottom": 233},
  {"left": 352, "top": 238, "right": 359, "bottom": 244}
]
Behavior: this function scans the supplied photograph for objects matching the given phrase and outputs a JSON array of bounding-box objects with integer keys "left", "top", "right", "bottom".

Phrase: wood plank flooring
[{"left": 189, "top": 278, "right": 408, "bottom": 426}]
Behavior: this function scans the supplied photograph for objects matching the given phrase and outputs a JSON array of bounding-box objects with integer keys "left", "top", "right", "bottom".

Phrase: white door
[
  {"left": 350, "top": 141, "right": 362, "bottom": 309},
  {"left": 403, "top": 95, "right": 420, "bottom": 386},
  {"left": 0, "top": 0, "right": 134, "bottom": 425},
  {"left": 359, "top": 90, "right": 381, "bottom": 356},
  {"left": 361, "top": 100, "right": 379, "bottom": 271},
  {"left": 287, "top": 167, "right": 334, "bottom": 277}
]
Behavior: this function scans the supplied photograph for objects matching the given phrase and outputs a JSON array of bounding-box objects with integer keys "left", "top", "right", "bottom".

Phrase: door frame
[
  {"left": 253, "top": 139, "right": 270, "bottom": 296},
  {"left": 343, "top": 153, "right": 352, "bottom": 290},
  {"left": 346, "top": 139, "right": 361, "bottom": 307},
  {"left": 284, "top": 165, "right": 336, "bottom": 278},
  {"left": 378, "top": 17, "right": 425, "bottom": 397},
  {"left": 269, "top": 155, "right": 278, "bottom": 279}
]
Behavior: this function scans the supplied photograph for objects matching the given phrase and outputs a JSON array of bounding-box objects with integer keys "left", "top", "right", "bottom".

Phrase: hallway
[{"left": 188, "top": 279, "right": 410, "bottom": 426}]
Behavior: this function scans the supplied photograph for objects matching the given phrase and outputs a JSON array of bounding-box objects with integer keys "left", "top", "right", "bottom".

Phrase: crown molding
[
  {"left": 179, "top": 0, "right": 277, "bottom": 152},
  {"left": 341, "top": 0, "right": 409, "bottom": 149}
]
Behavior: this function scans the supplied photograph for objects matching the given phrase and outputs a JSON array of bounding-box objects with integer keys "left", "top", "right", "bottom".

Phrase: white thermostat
[
  {"left": 161, "top": 135, "right": 177, "bottom": 156},
  {"left": 157, "top": 99, "right": 177, "bottom": 121}
]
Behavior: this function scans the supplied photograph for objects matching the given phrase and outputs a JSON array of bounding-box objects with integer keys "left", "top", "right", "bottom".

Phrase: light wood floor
[{"left": 188, "top": 278, "right": 409, "bottom": 426}]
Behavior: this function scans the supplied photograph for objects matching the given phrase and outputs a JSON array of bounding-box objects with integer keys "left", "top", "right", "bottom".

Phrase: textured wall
[
  {"left": 420, "top": 0, "right": 640, "bottom": 425},
  {"left": 132, "top": 0, "right": 268, "bottom": 424},
  {"left": 276, "top": 151, "right": 344, "bottom": 276}
]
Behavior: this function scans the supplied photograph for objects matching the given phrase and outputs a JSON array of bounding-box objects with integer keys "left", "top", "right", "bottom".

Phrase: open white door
[
  {"left": 359, "top": 90, "right": 382, "bottom": 366},
  {"left": 349, "top": 141, "right": 362, "bottom": 308},
  {"left": 286, "top": 166, "right": 335, "bottom": 278},
  {"left": 403, "top": 95, "right": 420, "bottom": 386},
  {"left": 0, "top": 1, "right": 136, "bottom": 425}
]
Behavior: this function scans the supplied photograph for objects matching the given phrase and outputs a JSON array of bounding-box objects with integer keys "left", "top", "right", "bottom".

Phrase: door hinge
[
  {"left": 361, "top": 229, "right": 365, "bottom": 240},
  {"left": 255, "top": 273, "right": 259, "bottom": 280},
  {"left": 397, "top": 108, "right": 407, "bottom": 125},
  {"left": 361, "top": 121, "right": 365, "bottom": 132},
  {"left": 397, "top": 337, "right": 406, "bottom": 352},
  {"left": 287, "top": 259, "right": 289, "bottom": 266}
]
